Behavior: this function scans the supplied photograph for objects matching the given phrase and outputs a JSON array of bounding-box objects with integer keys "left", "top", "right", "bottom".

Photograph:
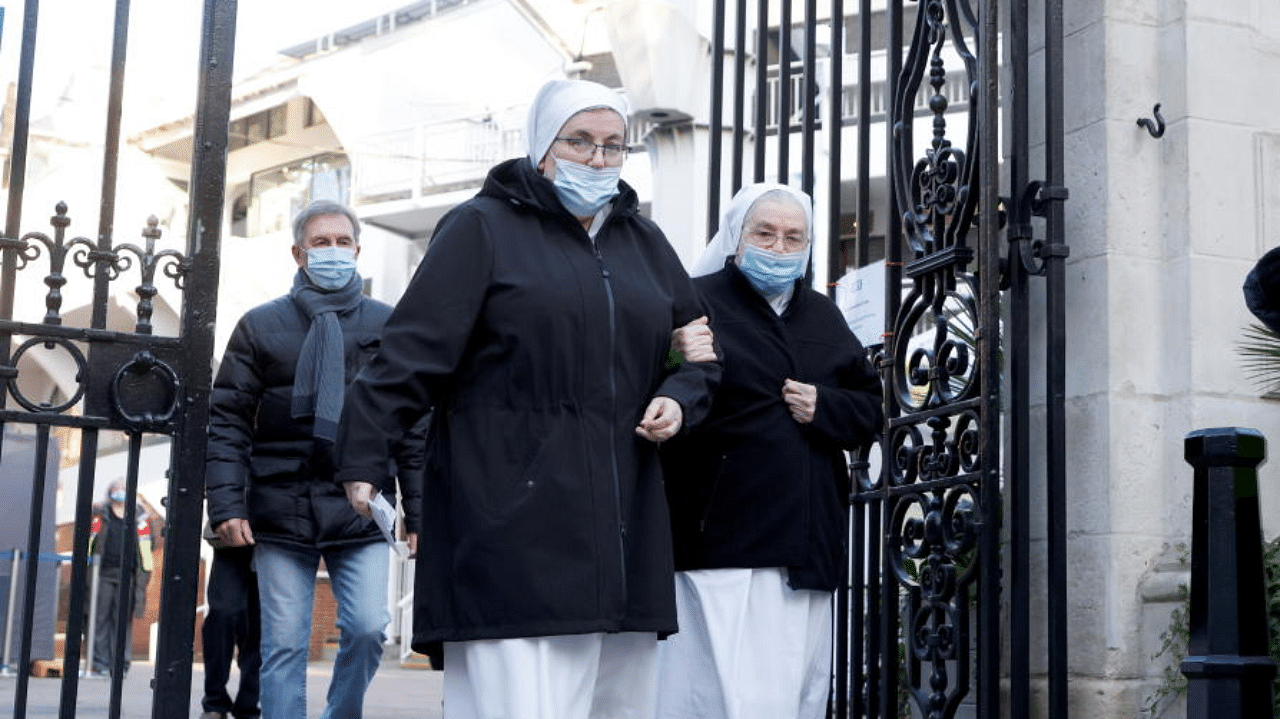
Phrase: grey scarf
[{"left": 290, "top": 269, "right": 363, "bottom": 441}]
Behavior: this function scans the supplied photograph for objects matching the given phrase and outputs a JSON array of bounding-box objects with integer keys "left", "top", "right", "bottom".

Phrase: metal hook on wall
[{"left": 1136, "top": 103, "right": 1165, "bottom": 139}]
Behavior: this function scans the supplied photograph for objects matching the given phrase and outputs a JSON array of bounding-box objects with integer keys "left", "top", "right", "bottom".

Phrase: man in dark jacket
[
  {"left": 205, "top": 200, "right": 423, "bottom": 719},
  {"left": 657, "top": 184, "right": 884, "bottom": 719}
]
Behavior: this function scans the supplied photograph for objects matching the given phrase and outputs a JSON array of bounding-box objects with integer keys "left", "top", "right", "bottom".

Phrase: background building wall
[{"left": 1041, "top": 0, "right": 1280, "bottom": 714}]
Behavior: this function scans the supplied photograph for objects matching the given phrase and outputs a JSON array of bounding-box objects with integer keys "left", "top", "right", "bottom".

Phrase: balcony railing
[
  {"left": 351, "top": 103, "right": 653, "bottom": 206},
  {"left": 764, "top": 58, "right": 972, "bottom": 131},
  {"left": 352, "top": 61, "right": 974, "bottom": 205}
]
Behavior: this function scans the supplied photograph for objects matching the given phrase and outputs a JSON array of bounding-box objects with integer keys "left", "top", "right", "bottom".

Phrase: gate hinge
[
  {"left": 1032, "top": 184, "right": 1070, "bottom": 216},
  {"left": 1036, "top": 243, "right": 1071, "bottom": 259},
  {"left": 1007, "top": 223, "right": 1034, "bottom": 242}
]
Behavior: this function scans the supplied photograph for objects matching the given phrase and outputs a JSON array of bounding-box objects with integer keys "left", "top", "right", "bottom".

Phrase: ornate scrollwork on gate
[
  {"left": 889, "top": 483, "right": 981, "bottom": 719},
  {"left": 3, "top": 203, "right": 189, "bottom": 333},
  {"left": 883, "top": 0, "right": 987, "bottom": 717}
]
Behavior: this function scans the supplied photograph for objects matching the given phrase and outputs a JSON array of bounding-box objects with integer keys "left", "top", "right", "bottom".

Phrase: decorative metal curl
[
  {"left": 4, "top": 336, "right": 88, "bottom": 413},
  {"left": 893, "top": 0, "right": 980, "bottom": 261},
  {"left": 890, "top": 423, "right": 927, "bottom": 487},
  {"left": 0, "top": 233, "right": 42, "bottom": 271},
  {"left": 16, "top": 203, "right": 100, "bottom": 324},
  {"left": 111, "top": 350, "right": 180, "bottom": 431},
  {"left": 114, "top": 216, "right": 189, "bottom": 334},
  {"left": 889, "top": 483, "right": 982, "bottom": 719},
  {"left": 893, "top": 278, "right": 980, "bottom": 411}
]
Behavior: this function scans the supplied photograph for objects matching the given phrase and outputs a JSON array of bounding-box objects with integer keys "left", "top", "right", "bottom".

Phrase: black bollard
[{"left": 1181, "top": 427, "right": 1276, "bottom": 718}]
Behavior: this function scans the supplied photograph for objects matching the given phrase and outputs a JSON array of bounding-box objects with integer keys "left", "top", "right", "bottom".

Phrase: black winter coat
[
  {"left": 661, "top": 263, "right": 883, "bottom": 591},
  {"left": 205, "top": 289, "right": 424, "bottom": 549},
  {"left": 337, "top": 158, "right": 721, "bottom": 648}
]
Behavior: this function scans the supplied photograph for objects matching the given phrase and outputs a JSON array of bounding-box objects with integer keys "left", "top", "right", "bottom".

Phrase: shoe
[{"left": 199, "top": 713, "right": 227, "bottom": 719}]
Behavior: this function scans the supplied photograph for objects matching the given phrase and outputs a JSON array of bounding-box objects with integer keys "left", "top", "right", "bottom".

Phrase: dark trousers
[
  {"left": 201, "top": 547, "right": 261, "bottom": 718},
  {"left": 89, "top": 568, "right": 131, "bottom": 675}
]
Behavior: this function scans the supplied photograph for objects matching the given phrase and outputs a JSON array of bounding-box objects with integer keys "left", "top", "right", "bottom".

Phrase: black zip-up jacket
[
  {"left": 336, "top": 158, "right": 720, "bottom": 649},
  {"left": 661, "top": 263, "right": 883, "bottom": 591},
  {"left": 205, "top": 291, "right": 424, "bottom": 549}
]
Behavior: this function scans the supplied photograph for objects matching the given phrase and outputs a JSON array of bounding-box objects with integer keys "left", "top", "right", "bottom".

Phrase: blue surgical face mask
[
  {"left": 109, "top": 490, "right": 127, "bottom": 503},
  {"left": 304, "top": 246, "right": 358, "bottom": 291},
  {"left": 737, "top": 243, "right": 808, "bottom": 296},
  {"left": 551, "top": 156, "right": 621, "bottom": 217}
]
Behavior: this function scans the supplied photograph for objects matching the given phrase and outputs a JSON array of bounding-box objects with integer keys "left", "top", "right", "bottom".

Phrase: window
[
  {"left": 306, "top": 98, "right": 326, "bottom": 128},
  {"left": 247, "top": 153, "right": 351, "bottom": 236},
  {"left": 229, "top": 104, "right": 288, "bottom": 151}
]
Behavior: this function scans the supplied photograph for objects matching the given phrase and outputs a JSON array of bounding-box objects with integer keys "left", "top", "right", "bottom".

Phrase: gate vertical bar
[
  {"left": 1044, "top": 0, "right": 1069, "bottom": 712},
  {"left": 0, "top": 0, "right": 40, "bottom": 449},
  {"left": 1, "top": 5, "right": 38, "bottom": 715},
  {"left": 1007, "top": 0, "right": 1032, "bottom": 714},
  {"left": 58, "top": 432, "right": 100, "bottom": 717},
  {"left": 777, "top": 0, "right": 792, "bottom": 182},
  {"left": 106, "top": 436, "right": 145, "bottom": 719},
  {"left": 826, "top": 0, "right": 843, "bottom": 289},
  {"left": 89, "top": 0, "right": 132, "bottom": 331},
  {"left": 878, "top": 2, "right": 899, "bottom": 717},
  {"left": 10, "top": 425, "right": 50, "bottom": 719},
  {"left": 799, "top": 0, "right": 816, "bottom": 195},
  {"left": 708, "top": 0, "right": 727, "bottom": 240},
  {"left": 150, "top": 0, "right": 238, "bottom": 713},
  {"left": 753, "top": 0, "right": 768, "bottom": 181},
  {"left": 731, "top": 0, "right": 748, "bottom": 193},
  {"left": 855, "top": 0, "right": 870, "bottom": 269},
  {"left": 977, "top": 0, "right": 1003, "bottom": 713}
]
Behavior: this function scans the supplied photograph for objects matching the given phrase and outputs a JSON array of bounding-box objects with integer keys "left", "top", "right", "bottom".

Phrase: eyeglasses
[
  {"left": 554, "top": 137, "right": 629, "bottom": 164},
  {"left": 744, "top": 227, "right": 808, "bottom": 252}
]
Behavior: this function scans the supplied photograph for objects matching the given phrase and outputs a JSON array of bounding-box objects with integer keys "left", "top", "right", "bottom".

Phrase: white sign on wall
[{"left": 834, "top": 259, "right": 886, "bottom": 348}]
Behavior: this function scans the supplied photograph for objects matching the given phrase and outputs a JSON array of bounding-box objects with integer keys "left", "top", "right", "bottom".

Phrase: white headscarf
[
  {"left": 690, "top": 182, "right": 816, "bottom": 278},
  {"left": 525, "top": 79, "right": 630, "bottom": 169}
]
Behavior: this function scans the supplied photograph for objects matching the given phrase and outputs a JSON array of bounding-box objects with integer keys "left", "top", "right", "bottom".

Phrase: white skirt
[
  {"left": 654, "top": 567, "right": 833, "bottom": 719},
  {"left": 443, "top": 631, "right": 658, "bottom": 719}
]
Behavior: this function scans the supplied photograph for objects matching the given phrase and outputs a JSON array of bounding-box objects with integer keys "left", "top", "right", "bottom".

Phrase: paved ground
[{"left": 0, "top": 657, "right": 444, "bottom": 719}]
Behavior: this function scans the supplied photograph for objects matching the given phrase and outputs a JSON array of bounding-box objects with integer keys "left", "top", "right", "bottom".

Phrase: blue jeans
[{"left": 254, "top": 541, "right": 389, "bottom": 719}]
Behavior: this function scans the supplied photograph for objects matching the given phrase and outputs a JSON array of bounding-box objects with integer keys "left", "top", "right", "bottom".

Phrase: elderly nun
[
  {"left": 335, "top": 79, "right": 720, "bottom": 719},
  {"left": 658, "top": 183, "right": 884, "bottom": 719}
]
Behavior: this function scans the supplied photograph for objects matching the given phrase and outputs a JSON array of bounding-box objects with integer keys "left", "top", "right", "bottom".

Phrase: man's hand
[
  {"left": 344, "top": 481, "right": 376, "bottom": 520},
  {"left": 407, "top": 532, "right": 418, "bottom": 559},
  {"left": 635, "top": 397, "right": 683, "bottom": 442},
  {"left": 782, "top": 379, "right": 818, "bottom": 424},
  {"left": 214, "top": 518, "right": 255, "bottom": 547},
  {"left": 671, "top": 316, "right": 716, "bottom": 363}
]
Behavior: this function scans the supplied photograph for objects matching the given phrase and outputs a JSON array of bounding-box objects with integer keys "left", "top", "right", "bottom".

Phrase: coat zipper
[{"left": 594, "top": 245, "right": 628, "bottom": 612}]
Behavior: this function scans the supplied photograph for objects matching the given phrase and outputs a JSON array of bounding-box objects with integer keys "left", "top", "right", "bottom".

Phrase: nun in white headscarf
[
  {"left": 335, "top": 78, "right": 721, "bottom": 719},
  {"left": 658, "top": 183, "right": 884, "bottom": 719}
]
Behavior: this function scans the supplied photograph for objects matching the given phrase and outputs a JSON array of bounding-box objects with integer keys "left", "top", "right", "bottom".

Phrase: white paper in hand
[{"left": 370, "top": 491, "right": 408, "bottom": 556}]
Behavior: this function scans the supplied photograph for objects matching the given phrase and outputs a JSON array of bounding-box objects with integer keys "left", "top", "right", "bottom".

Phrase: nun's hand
[
  {"left": 783, "top": 379, "right": 817, "bottom": 424},
  {"left": 671, "top": 316, "right": 716, "bottom": 362},
  {"left": 636, "top": 397, "right": 683, "bottom": 442}
]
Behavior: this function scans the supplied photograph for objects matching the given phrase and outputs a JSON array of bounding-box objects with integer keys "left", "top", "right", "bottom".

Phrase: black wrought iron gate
[
  {"left": 703, "top": 0, "right": 1068, "bottom": 717},
  {"left": 2, "top": 1, "right": 236, "bottom": 717}
]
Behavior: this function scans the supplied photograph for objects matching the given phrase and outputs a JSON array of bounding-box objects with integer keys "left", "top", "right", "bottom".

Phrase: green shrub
[{"left": 1145, "top": 537, "right": 1280, "bottom": 716}]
